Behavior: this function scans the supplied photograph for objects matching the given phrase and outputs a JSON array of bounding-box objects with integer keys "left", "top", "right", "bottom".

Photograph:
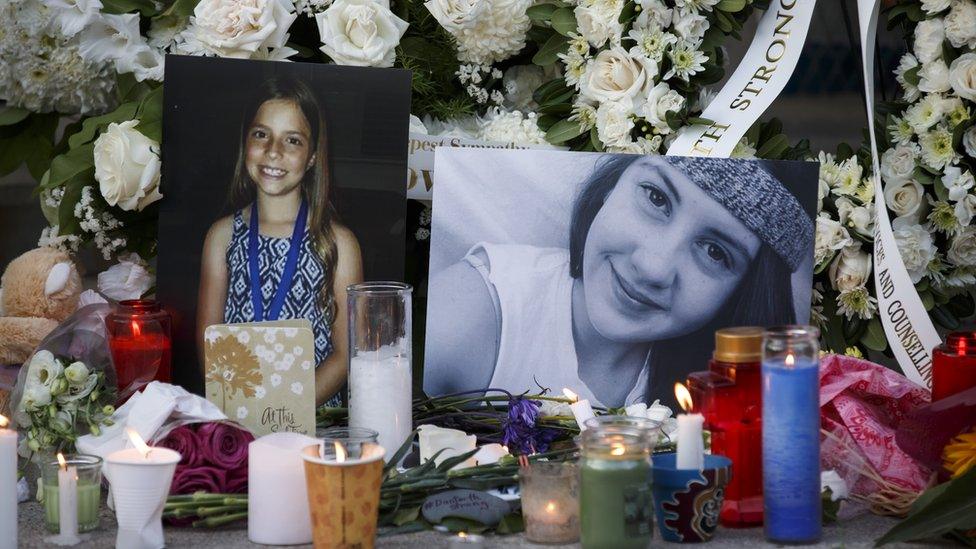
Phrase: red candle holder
[
  {"left": 932, "top": 332, "right": 976, "bottom": 402},
  {"left": 105, "top": 299, "right": 172, "bottom": 398}
]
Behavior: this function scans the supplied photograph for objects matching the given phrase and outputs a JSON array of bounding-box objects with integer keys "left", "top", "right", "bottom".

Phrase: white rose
[
  {"left": 580, "top": 47, "right": 654, "bottom": 109},
  {"left": 316, "top": 0, "right": 408, "bottom": 67},
  {"left": 97, "top": 253, "right": 153, "bottom": 301},
  {"left": 190, "top": 0, "right": 296, "bottom": 58},
  {"left": 965, "top": 126, "right": 976, "bottom": 158},
  {"left": 913, "top": 18, "right": 945, "bottom": 63},
  {"left": 63, "top": 362, "right": 91, "bottom": 385},
  {"left": 815, "top": 214, "right": 854, "bottom": 265},
  {"left": 640, "top": 81, "right": 684, "bottom": 133},
  {"left": 847, "top": 203, "right": 876, "bottom": 237},
  {"left": 880, "top": 144, "right": 918, "bottom": 184},
  {"left": 892, "top": 218, "right": 937, "bottom": 283},
  {"left": 949, "top": 53, "right": 976, "bottom": 101},
  {"left": 884, "top": 178, "right": 925, "bottom": 220},
  {"left": 943, "top": 166, "right": 975, "bottom": 201},
  {"left": 672, "top": 12, "right": 708, "bottom": 44},
  {"left": 595, "top": 101, "right": 634, "bottom": 147},
  {"left": 821, "top": 470, "right": 850, "bottom": 501},
  {"left": 829, "top": 244, "right": 872, "bottom": 292},
  {"left": 575, "top": 1, "right": 623, "bottom": 48},
  {"left": 949, "top": 226, "right": 976, "bottom": 267},
  {"left": 918, "top": 60, "right": 951, "bottom": 93},
  {"left": 945, "top": 0, "right": 976, "bottom": 49},
  {"left": 93, "top": 120, "right": 162, "bottom": 212},
  {"left": 424, "top": 0, "right": 487, "bottom": 31},
  {"left": 635, "top": 0, "right": 671, "bottom": 30}
]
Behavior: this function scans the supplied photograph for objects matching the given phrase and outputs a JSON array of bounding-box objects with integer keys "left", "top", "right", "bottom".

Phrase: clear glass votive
[
  {"left": 41, "top": 454, "right": 103, "bottom": 533},
  {"left": 519, "top": 461, "right": 580, "bottom": 544},
  {"left": 317, "top": 426, "right": 379, "bottom": 459}
]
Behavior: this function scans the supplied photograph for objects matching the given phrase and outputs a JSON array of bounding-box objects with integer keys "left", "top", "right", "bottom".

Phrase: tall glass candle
[
  {"left": 0, "top": 415, "right": 16, "bottom": 549},
  {"left": 579, "top": 422, "right": 655, "bottom": 549},
  {"left": 106, "top": 299, "right": 172, "bottom": 398},
  {"left": 932, "top": 332, "right": 976, "bottom": 402},
  {"left": 347, "top": 282, "right": 413, "bottom": 460},
  {"left": 42, "top": 454, "right": 103, "bottom": 534},
  {"left": 762, "top": 326, "right": 821, "bottom": 544}
]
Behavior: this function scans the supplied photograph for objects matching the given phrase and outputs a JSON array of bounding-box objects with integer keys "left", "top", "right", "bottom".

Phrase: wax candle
[
  {"left": 762, "top": 326, "right": 821, "bottom": 545},
  {"left": 674, "top": 382, "right": 704, "bottom": 470},
  {"left": 104, "top": 428, "right": 181, "bottom": 549},
  {"left": 579, "top": 424, "right": 654, "bottom": 549},
  {"left": 56, "top": 453, "right": 80, "bottom": 544},
  {"left": 519, "top": 462, "right": 580, "bottom": 544},
  {"left": 563, "top": 388, "right": 596, "bottom": 430},
  {"left": 449, "top": 532, "right": 486, "bottom": 548},
  {"left": 248, "top": 432, "right": 319, "bottom": 545},
  {"left": 932, "top": 332, "right": 976, "bottom": 402},
  {"left": 0, "top": 415, "right": 16, "bottom": 549},
  {"left": 106, "top": 299, "right": 172, "bottom": 397}
]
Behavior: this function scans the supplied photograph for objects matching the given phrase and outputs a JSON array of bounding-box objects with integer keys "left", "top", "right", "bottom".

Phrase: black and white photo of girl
[{"left": 424, "top": 149, "right": 817, "bottom": 409}]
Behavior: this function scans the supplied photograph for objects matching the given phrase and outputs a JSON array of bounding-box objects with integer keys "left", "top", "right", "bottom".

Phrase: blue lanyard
[{"left": 248, "top": 198, "right": 308, "bottom": 322}]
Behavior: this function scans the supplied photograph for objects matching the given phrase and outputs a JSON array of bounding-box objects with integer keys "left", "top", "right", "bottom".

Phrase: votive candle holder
[
  {"left": 41, "top": 454, "right": 103, "bottom": 533},
  {"left": 519, "top": 461, "right": 580, "bottom": 544}
]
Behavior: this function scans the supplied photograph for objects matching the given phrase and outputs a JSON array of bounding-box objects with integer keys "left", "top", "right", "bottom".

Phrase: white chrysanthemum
[
  {"left": 830, "top": 156, "right": 864, "bottom": 197},
  {"left": 0, "top": 2, "right": 116, "bottom": 115},
  {"left": 919, "top": 125, "right": 959, "bottom": 170},
  {"left": 887, "top": 115, "right": 915, "bottom": 145},
  {"left": 446, "top": 0, "right": 532, "bottom": 65},
  {"left": 904, "top": 93, "right": 947, "bottom": 133},
  {"left": 664, "top": 40, "right": 707, "bottom": 81},
  {"left": 673, "top": 0, "right": 719, "bottom": 15},
  {"left": 558, "top": 48, "right": 589, "bottom": 89},
  {"left": 570, "top": 101, "right": 598, "bottom": 131},
  {"left": 628, "top": 25, "right": 677, "bottom": 62},
  {"left": 895, "top": 53, "right": 921, "bottom": 102},
  {"left": 477, "top": 108, "right": 548, "bottom": 145},
  {"left": 837, "top": 286, "right": 877, "bottom": 320}
]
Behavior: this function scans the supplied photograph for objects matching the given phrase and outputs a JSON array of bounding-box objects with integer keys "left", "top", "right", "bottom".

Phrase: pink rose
[
  {"left": 157, "top": 426, "right": 204, "bottom": 468},
  {"left": 226, "top": 463, "right": 248, "bottom": 494},
  {"left": 197, "top": 422, "right": 254, "bottom": 469},
  {"left": 170, "top": 465, "right": 227, "bottom": 495}
]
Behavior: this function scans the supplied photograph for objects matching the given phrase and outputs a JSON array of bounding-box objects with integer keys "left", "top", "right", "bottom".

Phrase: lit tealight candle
[
  {"left": 0, "top": 414, "right": 17, "bottom": 549},
  {"left": 449, "top": 531, "right": 486, "bottom": 547},
  {"left": 563, "top": 388, "right": 596, "bottom": 430},
  {"left": 674, "top": 382, "right": 704, "bottom": 470}
]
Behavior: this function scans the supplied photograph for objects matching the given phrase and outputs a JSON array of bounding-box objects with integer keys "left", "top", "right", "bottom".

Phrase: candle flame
[
  {"left": 674, "top": 382, "right": 693, "bottom": 413},
  {"left": 562, "top": 388, "right": 579, "bottom": 402},
  {"left": 57, "top": 452, "right": 67, "bottom": 471},
  {"left": 546, "top": 502, "right": 557, "bottom": 513},
  {"left": 334, "top": 441, "right": 347, "bottom": 463},
  {"left": 0, "top": 414, "right": 8, "bottom": 428},
  {"left": 785, "top": 353, "right": 795, "bottom": 367},
  {"left": 458, "top": 532, "right": 468, "bottom": 539},
  {"left": 126, "top": 427, "right": 152, "bottom": 458},
  {"left": 610, "top": 442, "right": 626, "bottom": 456},
  {"left": 131, "top": 320, "right": 141, "bottom": 338}
]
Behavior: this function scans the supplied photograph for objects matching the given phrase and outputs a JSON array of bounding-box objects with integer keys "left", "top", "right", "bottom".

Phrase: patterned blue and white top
[{"left": 224, "top": 209, "right": 340, "bottom": 407}]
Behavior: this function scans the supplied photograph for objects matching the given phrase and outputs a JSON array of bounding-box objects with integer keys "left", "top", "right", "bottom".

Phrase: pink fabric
[{"left": 819, "top": 354, "right": 933, "bottom": 497}]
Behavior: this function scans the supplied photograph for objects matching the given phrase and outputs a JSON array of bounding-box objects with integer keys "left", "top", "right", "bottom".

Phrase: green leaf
[
  {"left": 903, "top": 65, "right": 921, "bottom": 87},
  {"left": 686, "top": 117, "right": 714, "bottom": 126},
  {"left": 0, "top": 135, "right": 35, "bottom": 176},
  {"left": 496, "top": 513, "right": 525, "bottom": 534},
  {"left": 550, "top": 8, "right": 577, "bottom": 37},
  {"left": 383, "top": 430, "right": 418, "bottom": 475},
  {"left": 392, "top": 505, "right": 421, "bottom": 526},
  {"left": 532, "top": 33, "right": 569, "bottom": 66},
  {"left": 545, "top": 119, "right": 585, "bottom": 144},
  {"left": 68, "top": 102, "right": 139, "bottom": 149},
  {"left": 435, "top": 449, "right": 480, "bottom": 473},
  {"left": 533, "top": 77, "right": 570, "bottom": 106},
  {"left": 757, "top": 134, "right": 790, "bottom": 159},
  {"left": 618, "top": 1, "right": 636, "bottom": 24},
  {"left": 716, "top": 0, "right": 747, "bottom": 12},
  {"left": 57, "top": 171, "right": 93, "bottom": 235},
  {"left": 45, "top": 142, "right": 95, "bottom": 189},
  {"left": 0, "top": 107, "right": 30, "bottom": 126},
  {"left": 876, "top": 467, "right": 976, "bottom": 545},
  {"left": 860, "top": 317, "right": 887, "bottom": 352},
  {"left": 919, "top": 290, "right": 935, "bottom": 311},
  {"left": 590, "top": 126, "right": 604, "bottom": 152},
  {"left": 526, "top": 2, "right": 559, "bottom": 21},
  {"left": 25, "top": 137, "right": 55, "bottom": 181}
]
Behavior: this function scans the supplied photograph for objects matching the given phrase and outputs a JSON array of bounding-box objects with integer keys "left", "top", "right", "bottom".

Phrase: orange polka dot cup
[{"left": 302, "top": 441, "right": 386, "bottom": 549}]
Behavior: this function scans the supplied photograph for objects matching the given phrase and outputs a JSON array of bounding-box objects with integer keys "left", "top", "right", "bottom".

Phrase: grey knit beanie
[{"left": 661, "top": 156, "right": 814, "bottom": 272}]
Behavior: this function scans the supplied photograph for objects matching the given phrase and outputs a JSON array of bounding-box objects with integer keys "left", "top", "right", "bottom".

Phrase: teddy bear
[{"left": 0, "top": 247, "right": 82, "bottom": 365}]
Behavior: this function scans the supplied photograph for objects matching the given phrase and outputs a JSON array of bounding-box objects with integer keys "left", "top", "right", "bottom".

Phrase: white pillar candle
[
  {"left": 674, "top": 383, "right": 704, "bottom": 470},
  {"left": 418, "top": 425, "right": 477, "bottom": 469},
  {"left": 472, "top": 444, "right": 510, "bottom": 466},
  {"left": 0, "top": 415, "right": 16, "bottom": 549},
  {"left": 57, "top": 453, "right": 80, "bottom": 543},
  {"left": 248, "top": 432, "right": 319, "bottom": 545},
  {"left": 562, "top": 389, "right": 596, "bottom": 430},
  {"left": 349, "top": 349, "right": 412, "bottom": 460}
]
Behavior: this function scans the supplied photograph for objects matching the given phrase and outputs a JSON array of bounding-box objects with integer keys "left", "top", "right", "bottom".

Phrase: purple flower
[{"left": 502, "top": 397, "right": 557, "bottom": 455}]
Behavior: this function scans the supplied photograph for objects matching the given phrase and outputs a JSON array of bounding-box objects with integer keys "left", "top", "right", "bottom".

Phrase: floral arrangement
[
  {"left": 811, "top": 0, "right": 976, "bottom": 355},
  {"left": 13, "top": 350, "right": 115, "bottom": 458}
]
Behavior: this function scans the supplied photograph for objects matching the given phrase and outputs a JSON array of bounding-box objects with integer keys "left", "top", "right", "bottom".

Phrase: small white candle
[
  {"left": 0, "top": 415, "right": 17, "bottom": 549},
  {"left": 248, "top": 432, "right": 319, "bottom": 545},
  {"left": 349, "top": 346, "right": 412, "bottom": 461},
  {"left": 674, "top": 382, "right": 704, "bottom": 470},
  {"left": 563, "top": 388, "right": 596, "bottom": 430},
  {"left": 57, "top": 453, "right": 80, "bottom": 543}
]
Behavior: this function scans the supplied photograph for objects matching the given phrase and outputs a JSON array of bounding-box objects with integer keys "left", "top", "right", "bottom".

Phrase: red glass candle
[
  {"left": 932, "top": 332, "right": 976, "bottom": 402},
  {"left": 105, "top": 300, "right": 172, "bottom": 398}
]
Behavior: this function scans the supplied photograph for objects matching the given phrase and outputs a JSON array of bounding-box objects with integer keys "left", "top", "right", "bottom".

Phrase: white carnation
[
  {"left": 595, "top": 100, "right": 634, "bottom": 147},
  {"left": 634, "top": 0, "right": 672, "bottom": 30},
  {"left": 575, "top": 0, "right": 624, "bottom": 48},
  {"left": 945, "top": 0, "right": 976, "bottom": 49},
  {"left": 948, "top": 226, "right": 976, "bottom": 267},
  {"left": 918, "top": 60, "right": 951, "bottom": 93},
  {"left": 502, "top": 65, "right": 554, "bottom": 110},
  {"left": 956, "top": 194, "right": 976, "bottom": 226},
  {"left": 913, "top": 18, "right": 945, "bottom": 64},
  {"left": 672, "top": 11, "right": 708, "bottom": 44},
  {"left": 477, "top": 108, "right": 548, "bottom": 145},
  {"left": 892, "top": 218, "right": 938, "bottom": 283},
  {"left": 438, "top": 0, "right": 532, "bottom": 64}
]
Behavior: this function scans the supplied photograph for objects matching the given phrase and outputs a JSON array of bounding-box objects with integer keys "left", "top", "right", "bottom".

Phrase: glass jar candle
[
  {"left": 579, "top": 424, "right": 655, "bottom": 549},
  {"left": 316, "top": 427, "right": 379, "bottom": 460},
  {"left": 519, "top": 462, "right": 580, "bottom": 544},
  {"left": 932, "top": 332, "right": 976, "bottom": 402},
  {"left": 41, "top": 454, "right": 103, "bottom": 533},
  {"left": 346, "top": 282, "right": 413, "bottom": 461},
  {"left": 762, "top": 326, "right": 821, "bottom": 544},
  {"left": 105, "top": 299, "right": 172, "bottom": 398}
]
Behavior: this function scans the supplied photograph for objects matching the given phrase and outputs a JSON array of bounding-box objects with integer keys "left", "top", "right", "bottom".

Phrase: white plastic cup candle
[
  {"left": 563, "top": 388, "right": 596, "bottom": 430},
  {"left": 0, "top": 414, "right": 16, "bottom": 549},
  {"left": 247, "top": 432, "right": 319, "bottom": 545},
  {"left": 104, "top": 427, "right": 180, "bottom": 549},
  {"left": 674, "top": 382, "right": 704, "bottom": 470},
  {"left": 56, "top": 453, "right": 80, "bottom": 544}
]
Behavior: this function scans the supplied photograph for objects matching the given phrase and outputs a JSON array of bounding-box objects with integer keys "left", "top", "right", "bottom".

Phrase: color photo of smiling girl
[{"left": 424, "top": 150, "right": 817, "bottom": 409}]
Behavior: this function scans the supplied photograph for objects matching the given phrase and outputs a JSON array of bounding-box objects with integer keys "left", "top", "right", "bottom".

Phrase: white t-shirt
[{"left": 464, "top": 242, "right": 648, "bottom": 408}]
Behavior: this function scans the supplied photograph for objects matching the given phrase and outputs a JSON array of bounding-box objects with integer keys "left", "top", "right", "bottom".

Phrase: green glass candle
[
  {"left": 41, "top": 454, "right": 103, "bottom": 533},
  {"left": 580, "top": 419, "right": 657, "bottom": 549}
]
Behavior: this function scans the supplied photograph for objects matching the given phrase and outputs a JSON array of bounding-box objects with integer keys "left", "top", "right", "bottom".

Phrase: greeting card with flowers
[{"left": 204, "top": 319, "right": 315, "bottom": 436}]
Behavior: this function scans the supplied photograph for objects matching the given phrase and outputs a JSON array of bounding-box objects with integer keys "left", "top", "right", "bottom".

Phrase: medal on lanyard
[{"left": 248, "top": 198, "right": 309, "bottom": 322}]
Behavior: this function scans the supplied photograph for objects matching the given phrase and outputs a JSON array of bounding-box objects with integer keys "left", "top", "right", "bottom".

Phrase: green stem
[
  {"left": 195, "top": 504, "right": 248, "bottom": 517},
  {"left": 192, "top": 511, "right": 248, "bottom": 528}
]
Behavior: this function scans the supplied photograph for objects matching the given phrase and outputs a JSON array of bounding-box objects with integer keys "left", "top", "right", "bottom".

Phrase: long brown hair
[{"left": 227, "top": 76, "right": 340, "bottom": 323}]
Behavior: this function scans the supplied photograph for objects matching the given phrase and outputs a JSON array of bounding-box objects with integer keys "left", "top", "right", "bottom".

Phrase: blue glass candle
[{"left": 762, "top": 326, "right": 821, "bottom": 544}]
